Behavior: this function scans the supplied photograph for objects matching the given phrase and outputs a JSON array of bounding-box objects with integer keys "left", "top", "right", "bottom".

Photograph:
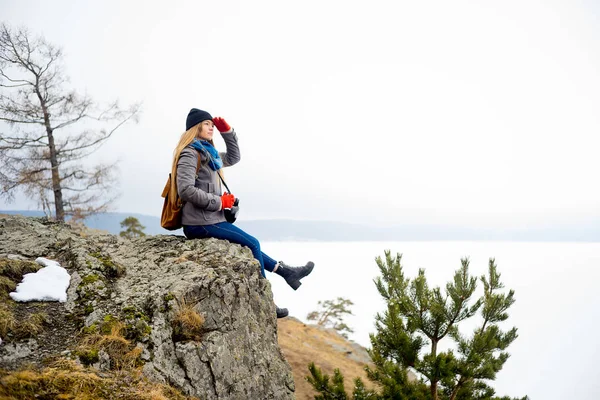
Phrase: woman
[{"left": 174, "top": 108, "right": 314, "bottom": 318}]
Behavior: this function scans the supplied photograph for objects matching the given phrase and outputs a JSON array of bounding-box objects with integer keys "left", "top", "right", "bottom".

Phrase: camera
[{"left": 224, "top": 198, "right": 239, "bottom": 223}]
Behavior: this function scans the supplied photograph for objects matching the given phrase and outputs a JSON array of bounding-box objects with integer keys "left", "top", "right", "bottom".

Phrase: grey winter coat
[{"left": 176, "top": 131, "right": 240, "bottom": 226}]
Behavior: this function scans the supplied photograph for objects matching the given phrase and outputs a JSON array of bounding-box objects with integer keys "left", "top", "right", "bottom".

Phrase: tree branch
[
  {"left": 0, "top": 134, "right": 47, "bottom": 149},
  {"left": 0, "top": 70, "right": 34, "bottom": 87}
]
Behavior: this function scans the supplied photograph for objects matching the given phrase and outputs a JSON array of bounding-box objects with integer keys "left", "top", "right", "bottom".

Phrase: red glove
[
  {"left": 221, "top": 193, "right": 235, "bottom": 209},
  {"left": 213, "top": 117, "right": 232, "bottom": 133}
]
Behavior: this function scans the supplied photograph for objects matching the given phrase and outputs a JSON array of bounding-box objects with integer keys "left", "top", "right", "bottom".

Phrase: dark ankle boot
[
  {"left": 274, "top": 261, "right": 315, "bottom": 290},
  {"left": 276, "top": 306, "right": 289, "bottom": 318}
]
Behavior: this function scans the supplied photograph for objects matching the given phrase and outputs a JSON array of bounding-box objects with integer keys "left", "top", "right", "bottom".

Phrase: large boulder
[{"left": 0, "top": 215, "right": 295, "bottom": 399}]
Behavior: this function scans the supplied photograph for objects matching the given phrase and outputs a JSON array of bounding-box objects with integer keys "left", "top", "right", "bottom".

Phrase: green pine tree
[
  {"left": 307, "top": 362, "right": 378, "bottom": 400},
  {"left": 307, "top": 297, "right": 355, "bottom": 338},
  {"left": 307, "top": 251, "right": 528, "bottom": 400},
  {"left": 119, "top": 216, "right": 146, "bottom": 239}
]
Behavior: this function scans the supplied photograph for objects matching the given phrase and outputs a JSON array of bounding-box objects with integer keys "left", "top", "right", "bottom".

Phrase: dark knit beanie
[{"left": 186, "top": 108, "right": 213, "bottom": 131}]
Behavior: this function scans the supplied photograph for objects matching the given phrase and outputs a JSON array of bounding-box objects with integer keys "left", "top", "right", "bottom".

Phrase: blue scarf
[{"left": 190, "top": 139, "right": 223, "bottom": 171}]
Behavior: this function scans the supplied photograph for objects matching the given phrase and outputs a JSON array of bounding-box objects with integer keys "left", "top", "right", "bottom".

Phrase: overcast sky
[{"left": 2, "top": 0, "right": 600, "bottom": 229}]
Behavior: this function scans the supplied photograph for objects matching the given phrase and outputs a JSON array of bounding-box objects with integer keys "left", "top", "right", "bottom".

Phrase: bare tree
[{"left": 0, "top": 24, "right": 140, "bottom": 221}]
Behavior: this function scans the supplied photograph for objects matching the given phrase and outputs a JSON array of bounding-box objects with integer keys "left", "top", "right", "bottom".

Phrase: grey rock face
[{"left": 0, "top": 215, "right": 295, "bottom": 399}]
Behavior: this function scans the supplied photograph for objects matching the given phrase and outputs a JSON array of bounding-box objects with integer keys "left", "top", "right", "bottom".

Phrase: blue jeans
[{"left": 183, "top": 222, "right": 277, "bottom": 278}]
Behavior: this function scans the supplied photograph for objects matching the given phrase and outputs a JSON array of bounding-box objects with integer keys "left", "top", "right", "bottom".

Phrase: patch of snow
[{"left": 9, "top": 257, "right": 71, "bottom": 302}]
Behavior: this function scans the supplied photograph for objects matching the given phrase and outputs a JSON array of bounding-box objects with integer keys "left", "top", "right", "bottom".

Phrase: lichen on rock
[{"left": 0, "top": 215, "right": 295, "bottom": 399}]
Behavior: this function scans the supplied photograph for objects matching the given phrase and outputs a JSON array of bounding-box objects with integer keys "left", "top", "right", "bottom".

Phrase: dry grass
[
  {"left": 0, "top": 359, "right": 198, "bottom": 400},
  {"left": 277, "top": 318, "right": 376, "bottom": 400},
  {"left": 0, "top": 313, "right": 197, "bottom": 399},
  {"left": 14, "top": 313, "right": 47, "bottom": 339},
  {"left": 171, "top": 299, "right": 205, "bottom": 342},
  {"left": 0, "top": 305, "right": 16, "bottom": 337},
  {"left": 0, "top": 258, "right": 49, "bottom": 343},
  {"left": 0, "top": 258, "right": 41, "bottom": 303},
  {"left": 0, "top": 259, "right": 41, "bottom": 282},
  {"left": 78, "top": 320, "right": 141, "bottom": 370},
  {"left": 0, "top": 304, "right": 46, "bottom": 340},
  {"left": 0, "top": 276, "right": 16, "bottom": 294},
  {"left": 174, "top": 255, "right": 188, "bottom": 264}
]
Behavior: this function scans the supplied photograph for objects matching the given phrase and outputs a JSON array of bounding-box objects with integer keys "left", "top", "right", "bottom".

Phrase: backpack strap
[
  {"left": 163, "top": 149, "right": 202, "bottom": 199},
  {"left": 194, "top": 149, "right": 202, "bottom": 175}
]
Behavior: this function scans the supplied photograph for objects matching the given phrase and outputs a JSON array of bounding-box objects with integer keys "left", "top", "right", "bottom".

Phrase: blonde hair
[{"left": 171, "top": 123, "right": 222, "bottom": 193}]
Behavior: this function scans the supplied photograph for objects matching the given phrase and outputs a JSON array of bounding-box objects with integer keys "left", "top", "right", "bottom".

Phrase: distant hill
[
  {"left": 277, "top": 317, "right": 373, "bottom": 399},
  {"left": 278, "top": 317, "right": 420, "bottom": 398},
  {"left": 1, "top": 210, "right": 599, "bottom": 242}
]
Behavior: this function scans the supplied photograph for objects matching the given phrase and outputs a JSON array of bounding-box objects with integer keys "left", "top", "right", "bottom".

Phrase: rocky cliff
[{"left": 0, "top": 215, "right": 294, "bottom": 399}]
